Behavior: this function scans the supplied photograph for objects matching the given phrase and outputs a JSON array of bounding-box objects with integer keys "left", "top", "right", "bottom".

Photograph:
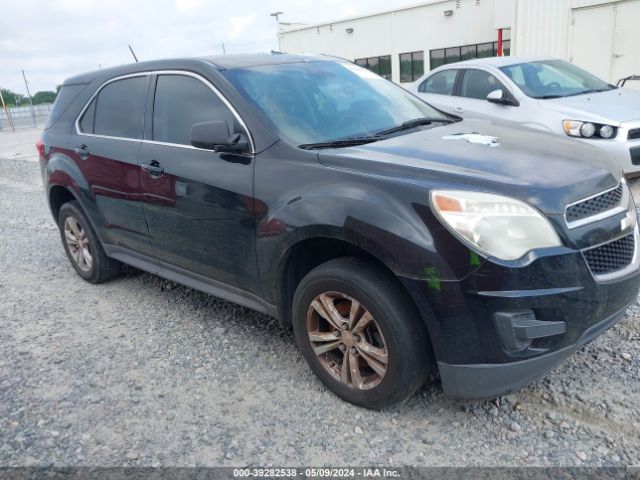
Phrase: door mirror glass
[
  {"left": 486, "top": 89, "right": 505, "bottom": 103},
  {"left": 190, "top": 120, "right": 248, "bottom": 153}
]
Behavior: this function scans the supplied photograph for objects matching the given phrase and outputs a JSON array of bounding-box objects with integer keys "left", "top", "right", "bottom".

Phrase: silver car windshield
[
  {"left": 500, "top": 60, "right": 616, "bottom": 99},
  {"left": 224, "top": 61, "right": 447, "bottom": 145}
]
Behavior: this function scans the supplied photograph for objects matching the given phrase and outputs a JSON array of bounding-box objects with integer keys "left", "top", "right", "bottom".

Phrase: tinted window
[
  {"left": 460, "top": 45, "right": 477, "bottom": 61},
  {"left": 445, "top": 47, "right": 461, "bottom": 64},
  {"left": 419, "top": 70, "right": 458, "bottom": 95},
  {"left": 400, "top": 51, "right": 424, "bottom": 83},
  {"left": 93, "top": 76, "right": 147, "bottom": 139},
  {"left": 152, "top": 75, "right": 236, "bottom": 146},
  {"left": 477, "top": 43, "right": 494, "bottom": 59},
  {"left": 430, "top": 49, "right": 445, "bottom": 70},
  {"left": 353, "top": 56, "right": 392, "bottom": 81},
  {"left": 79, "top": 98, "right": 96, "bottom": 133},
  {"left": 460, "top": 69, "right": 504, "bottom": 99},
  {"left": 44, "top": 84, "right": 87, "bottom": 130}
]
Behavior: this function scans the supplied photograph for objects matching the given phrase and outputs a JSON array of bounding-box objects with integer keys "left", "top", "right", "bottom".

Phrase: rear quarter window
[{"left": 44, "top": 84, "right": 88, "bottom": 130}]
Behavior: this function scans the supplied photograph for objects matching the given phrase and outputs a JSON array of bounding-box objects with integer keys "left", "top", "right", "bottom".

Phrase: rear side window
[
  {"left": 79, "top": 76, "right": 147, "bottom": 139},
  {"left": 419, "top": 70, "right": 458, "bottom": 95},
  {"left": 460, "top": 69, "right": 505, "bottom": 100},
  {"left": 44, "top": 84, "right": 88, "bottom": 130},
  {"left": 152, "top": 75, "right": 236, "bottom": 146}
]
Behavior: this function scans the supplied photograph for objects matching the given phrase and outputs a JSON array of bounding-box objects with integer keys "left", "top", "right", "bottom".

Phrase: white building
[{"left": 278, "top": 0, "right": 640, "bottom": 85}]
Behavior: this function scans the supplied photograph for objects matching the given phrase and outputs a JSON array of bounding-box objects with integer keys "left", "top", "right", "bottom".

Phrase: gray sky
[{"left": 0, "top": 0, "right": 408, "bottom": 96}]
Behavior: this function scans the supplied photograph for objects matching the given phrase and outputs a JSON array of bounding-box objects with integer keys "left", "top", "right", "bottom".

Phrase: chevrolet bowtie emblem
[{"left": 621, "top": 210, "right": 637, "bottom": 231}]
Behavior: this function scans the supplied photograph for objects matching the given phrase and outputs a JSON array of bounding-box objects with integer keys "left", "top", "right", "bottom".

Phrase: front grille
[
  {"left": 583, "top": 233, "right": 635, "bottom": 275},
  {"left": 629, "top": 128, "right": 640, "bottom": 140},
  {"left": 566, "top": 184, "right": 623, "bottom": 223},
  {"left": 631, "top": 147, "right": 640, "bottom": 165}
]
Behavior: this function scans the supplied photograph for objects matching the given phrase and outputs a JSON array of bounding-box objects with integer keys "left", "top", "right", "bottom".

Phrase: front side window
[
  {"left": 224, "top": 61, "right": 447, "bottom": 145},
  {"left": 399, "top": 51, "right": 424, "bottom": 83},
  {"left": 460, "top": 69, "right": 504, "bottom": 100},
  {"left": 500, "top": 60, "right": 614, "bottom": 99},
  {"left": 80, "top": 76, "right": 147, "bottom": 139},
  {"left": 152, "top": 75, "right": 236, "bottom": 146},
  {"left": 419, "top": 70, "right": 458, "bottom": 95}
]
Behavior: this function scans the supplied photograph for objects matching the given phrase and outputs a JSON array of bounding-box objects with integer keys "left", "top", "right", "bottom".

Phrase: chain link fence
[{"left": 0, "top": 104, "right": 52, "bottom": 130}]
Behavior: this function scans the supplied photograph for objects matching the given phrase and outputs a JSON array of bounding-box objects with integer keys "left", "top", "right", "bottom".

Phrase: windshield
[
  {"left": 499, "top": 60, "right": 615, "bottom": 99},
  {"left": 223, "top": 61, "right": 447, "bottom": 145}
]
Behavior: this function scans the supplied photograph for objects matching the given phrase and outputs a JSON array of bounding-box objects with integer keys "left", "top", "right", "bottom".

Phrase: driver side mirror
[
  {"left": 487, "top": 89, "right": 519, "bottom": 107},
  {"left": 190, "top": 120, "right": 249, "bottom": 153}
]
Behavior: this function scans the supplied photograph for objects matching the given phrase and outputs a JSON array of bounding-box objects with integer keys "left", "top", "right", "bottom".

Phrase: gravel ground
[{"left": 1, "top": 128, "right": 639, "bottom": 467}]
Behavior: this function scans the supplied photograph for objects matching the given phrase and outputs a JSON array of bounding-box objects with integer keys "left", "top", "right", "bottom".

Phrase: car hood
[
  {"left": 318, "top": 119, "right": 621, "bottom": 215},
  {"left": 538, "top": 88, "right": 640, "bottom": 123}
]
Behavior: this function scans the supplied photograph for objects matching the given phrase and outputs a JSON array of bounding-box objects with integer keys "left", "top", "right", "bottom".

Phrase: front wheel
[{"left": 292, "top": 257, "right": 433, "bottom": 409}]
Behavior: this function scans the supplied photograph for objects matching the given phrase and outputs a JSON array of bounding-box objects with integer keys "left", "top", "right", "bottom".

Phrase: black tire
[
  {"left": 58, "top": 201, "right": 121, "bottom": 283},
  {"left": 292, "top": 257, "right": 433, "bottom": 409}
]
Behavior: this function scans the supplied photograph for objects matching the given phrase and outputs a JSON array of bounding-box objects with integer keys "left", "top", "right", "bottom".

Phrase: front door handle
[
  {"left": 74, "top": 145, "right": 90, "bottom": 160},
  {"left": 455, "top": 107, "right": 464, "bottom": 113},
  {"left": 141, "top": 160, "right": 164, "bottom": 177}
]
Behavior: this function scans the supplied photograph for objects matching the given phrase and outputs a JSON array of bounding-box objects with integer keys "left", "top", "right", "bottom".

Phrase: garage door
[{"left": 570, "top": 0, "right": 640, "bottom": 87}]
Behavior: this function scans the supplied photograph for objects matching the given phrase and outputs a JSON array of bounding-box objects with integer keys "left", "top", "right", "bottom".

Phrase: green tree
[
  {"left": 0, "top": 88, "right": 24, "bottom": 107},
  {"left": 32, "top": 91, "right": 57, "bottom": 105}
]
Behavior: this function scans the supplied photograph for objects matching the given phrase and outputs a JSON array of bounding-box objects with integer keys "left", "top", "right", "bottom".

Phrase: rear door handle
[
  {"left": 74, "top": 145, "right": 90, "bottom": 160},
  {"left": 141, "top": 160, "right": 164, "bottom": 177}
]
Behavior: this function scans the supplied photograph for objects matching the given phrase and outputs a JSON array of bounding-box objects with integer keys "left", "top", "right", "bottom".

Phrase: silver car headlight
[
  {"left": 563, "top": 120, "right": 617, "bottom": 139},
  {"left": 430, "top": 190, "right": 562, "bottom": 261}
]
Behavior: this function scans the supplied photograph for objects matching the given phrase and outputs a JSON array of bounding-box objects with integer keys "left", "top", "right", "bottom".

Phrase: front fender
[
  {"left": 255, "top": 178, "right": 481, "bottom": 307},
  {"left": 265, "top": 186, "right": 434, "bottom": 277}
]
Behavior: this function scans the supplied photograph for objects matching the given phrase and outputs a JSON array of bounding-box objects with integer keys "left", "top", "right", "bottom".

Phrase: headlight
[
  {"left": 430, "top": 190, "right": 562, "bottom": 261},
  {"left": 563, "top": 120, "right": 617, "bottom": 139},
  {"left": 600, "top": 125, "right": 615, "bottom": 139}
]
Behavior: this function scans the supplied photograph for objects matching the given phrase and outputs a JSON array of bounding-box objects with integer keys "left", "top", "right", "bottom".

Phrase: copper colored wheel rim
[
  {"left": 63, "top": 216, "right": 92, "bottom": 272},
  {"left": 306, "top": 291, "right": 388, "bottom": 390}
]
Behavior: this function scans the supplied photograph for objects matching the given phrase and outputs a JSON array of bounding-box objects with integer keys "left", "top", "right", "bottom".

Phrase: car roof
[
  {"left": 63, "top": 52, "right": 340, "bottom": 85},
  {"left": 435, "top": 55, "right": 559, "bottom": 70}
]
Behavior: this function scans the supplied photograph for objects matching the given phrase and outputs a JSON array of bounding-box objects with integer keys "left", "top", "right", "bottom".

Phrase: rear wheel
[
  {"left": 292, "top": 257, "right": 433, "bottom": 409},
  {"left": 58, "top": 201, "right": 121, "bottom": 283}
]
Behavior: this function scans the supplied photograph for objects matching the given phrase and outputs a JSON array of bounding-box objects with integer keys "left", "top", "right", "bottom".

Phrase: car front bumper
[
  {"left": 437, "top": 304, "right": 628, "bottom": 398},
  {"left": 400, "top": 240, "right": 640, "bottom": 399},
  {"left": 579, "top": 120, "right": 640, "bottom": 176}
]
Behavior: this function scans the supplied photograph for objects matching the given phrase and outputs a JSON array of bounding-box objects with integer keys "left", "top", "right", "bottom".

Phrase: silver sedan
[{"left": 407, "top": 56, "right": 640, "bottom": 176}]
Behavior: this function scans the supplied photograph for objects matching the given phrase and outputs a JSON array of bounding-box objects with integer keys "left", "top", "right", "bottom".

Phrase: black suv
[{"left": 39, "top": 53, "right": 640, "bottom": 408}]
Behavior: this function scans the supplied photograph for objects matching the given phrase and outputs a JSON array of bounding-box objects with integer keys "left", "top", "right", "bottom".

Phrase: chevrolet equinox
[{"left": 39, "top": 53, "right": 640, "bottom": 409}]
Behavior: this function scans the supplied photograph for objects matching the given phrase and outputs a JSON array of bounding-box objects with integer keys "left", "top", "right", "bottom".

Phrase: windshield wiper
[
  {"left": 375, "top": 117, "right": 455, "bottom": 137},
  {"left": 298, "top": 136, "right": 380, "bottom": 150}
]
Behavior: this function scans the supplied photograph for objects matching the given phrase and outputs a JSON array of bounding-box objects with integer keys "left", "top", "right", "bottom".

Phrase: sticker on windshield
[{"left": 442, "top": 133, "right": 500, "bottom": 147}]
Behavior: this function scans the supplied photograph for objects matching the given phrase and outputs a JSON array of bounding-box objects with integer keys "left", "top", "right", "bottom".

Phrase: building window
[
  {"left": 354, "top": 55, "right": 392, "bottom": 80},
  {"left": 399, "top": 51, "right": 424, "bottom": 83},
  {"left": 430, "top": 40, "right": 510, "bottom": 70}
]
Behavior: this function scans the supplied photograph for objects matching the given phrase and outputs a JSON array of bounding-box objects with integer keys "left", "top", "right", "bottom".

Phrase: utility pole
[
  {"left": 0, "top": 88, "right": 15, "bottom": 131},
  {"left": 221, "top": 42, "right": 226, "bottom": 54},
  {"left": 22, "top": 70, "right": 37, "bottom": 127}
]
